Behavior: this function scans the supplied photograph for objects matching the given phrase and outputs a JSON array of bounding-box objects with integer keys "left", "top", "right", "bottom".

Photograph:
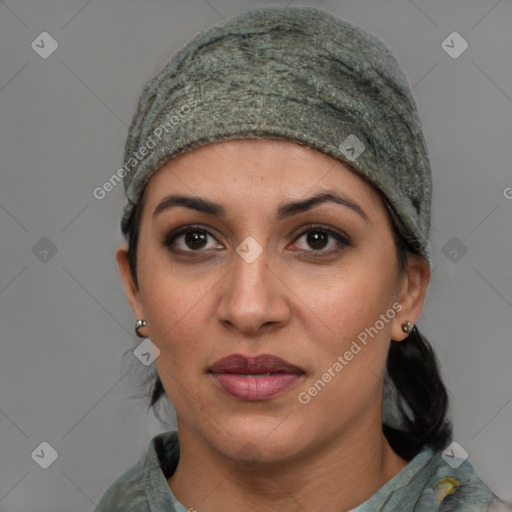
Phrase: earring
[
  {"left": 135, "top": 319, "right": 147, "bottom": 338},
  {"left": 401, "top": 321, "right": 414, "bottom": 334}
]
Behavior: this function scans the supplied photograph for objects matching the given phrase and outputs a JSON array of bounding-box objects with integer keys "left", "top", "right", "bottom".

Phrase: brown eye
[
  {"left": 305, "top": 231, "right": 329, "bottom": 250},
  {"left": 183, "top": 230, "right": 208, "bottom": 250},
  {"left": 292, "top": 224, "right": 352, "bottom": 257},
  {"left": 162, "top": 225, "right": 222, "bottom": 253}
]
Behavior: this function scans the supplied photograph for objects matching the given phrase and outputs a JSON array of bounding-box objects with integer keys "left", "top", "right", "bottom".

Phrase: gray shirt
[{"left": 93, "top": 430, "right": 510, "bottom": 511}]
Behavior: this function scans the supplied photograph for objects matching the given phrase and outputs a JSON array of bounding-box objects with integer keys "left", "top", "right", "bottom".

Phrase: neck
[{"left": 167, "top": 415, "right": 409, "bottom": 512}]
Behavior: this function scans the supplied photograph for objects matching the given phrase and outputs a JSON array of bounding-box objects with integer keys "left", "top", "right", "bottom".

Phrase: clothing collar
[{"left": 142, "top": 430, "right": 436, "bottom": 512}]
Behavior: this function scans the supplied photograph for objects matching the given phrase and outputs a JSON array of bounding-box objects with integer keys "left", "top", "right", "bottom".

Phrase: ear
[
  {"left": 115, "top": 244, "right": 147, "bottom": 335},
  {"left": 391, "top": 253, "right": 430, "bottom": 341}
]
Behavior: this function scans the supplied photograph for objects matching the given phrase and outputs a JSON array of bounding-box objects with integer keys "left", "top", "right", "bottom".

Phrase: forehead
[{"left": 142, "top": 138, "right": 385, "bottom": 220}]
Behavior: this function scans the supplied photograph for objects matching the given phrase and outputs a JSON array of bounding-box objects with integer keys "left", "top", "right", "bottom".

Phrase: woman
[{"left": 95, "top": 6, "right": 510, "bottom": 511}]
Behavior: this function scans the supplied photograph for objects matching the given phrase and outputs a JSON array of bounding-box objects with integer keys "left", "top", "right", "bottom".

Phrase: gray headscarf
[{"left": 119, "top": 6, "right": 432, "bottom": 263}]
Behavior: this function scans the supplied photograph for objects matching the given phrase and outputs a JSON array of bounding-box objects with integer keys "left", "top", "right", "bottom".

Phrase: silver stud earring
[
  {"left": 135, "top": 319, "right": 147, "bottom": 338},
  {"left": 401, "top": 321, "right": 414, "bottom": 334}
]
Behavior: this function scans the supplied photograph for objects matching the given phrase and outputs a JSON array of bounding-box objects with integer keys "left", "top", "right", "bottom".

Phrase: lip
[{"left": 208, "top": 354, "right": 305, "bottom": 401}]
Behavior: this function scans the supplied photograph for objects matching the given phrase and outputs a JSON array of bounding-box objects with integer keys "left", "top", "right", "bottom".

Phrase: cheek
[
  {"left": 301, "top": 266, "right": 396, "bottom": 346},
  {"left": 136, "top": 245, "right": 219, "bottom": 371},
  {"left": 142, "top": 278, "right": 213, "bottom": 412},
  {"left": 294, "top": 269, "right": 396, "bottom": 402},
  {"left": 141, "top": 274, "right": 214, "bottom": 356}
]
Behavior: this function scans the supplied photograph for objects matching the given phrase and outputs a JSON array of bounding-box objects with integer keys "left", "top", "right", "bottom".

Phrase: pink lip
[{"left": 208, "top": 354, "right": 305, "bottom": 401}]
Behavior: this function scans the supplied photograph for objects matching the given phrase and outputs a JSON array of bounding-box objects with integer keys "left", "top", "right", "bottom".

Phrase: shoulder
[
  {"left": 93, "top": 430, "right": 180, "bottom": 512},
  {"left": 93, "top": 457, "right": 149, "bottom": 512},
  {"left": 384, "top": 428, "right": 510, "bottom": 511},
  {"left": 417, "top": 449, "right": 511, "bottom": 511}
]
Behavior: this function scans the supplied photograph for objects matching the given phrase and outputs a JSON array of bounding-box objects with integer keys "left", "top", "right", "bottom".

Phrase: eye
[
  {"left": 290, "top": 224, "right": 352, "bottom": 257},
  {"left": 162, "top": 223, "right": 352, "bottom": 257},
  {"left": 162, "top": 224, "right": 222, "bottom": 253}
]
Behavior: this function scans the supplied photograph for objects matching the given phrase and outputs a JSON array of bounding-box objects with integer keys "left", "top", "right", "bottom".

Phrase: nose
[{"left": 216, "top": 246, "right": 291, "bottom": 336}]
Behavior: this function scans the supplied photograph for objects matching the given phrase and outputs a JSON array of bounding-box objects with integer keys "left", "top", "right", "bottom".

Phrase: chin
[{"left": 205, "top": 414, "right": 313, "bottom": 466}]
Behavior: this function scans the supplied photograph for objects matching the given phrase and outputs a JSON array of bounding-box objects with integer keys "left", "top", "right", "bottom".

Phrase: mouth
[{"left": 207, "top": 354, "right": 306, "bottom": 401}]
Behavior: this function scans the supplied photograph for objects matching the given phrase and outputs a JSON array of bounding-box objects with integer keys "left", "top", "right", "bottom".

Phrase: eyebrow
[{"left": 153, "top": 190, "right": 369, "bottom": 222}]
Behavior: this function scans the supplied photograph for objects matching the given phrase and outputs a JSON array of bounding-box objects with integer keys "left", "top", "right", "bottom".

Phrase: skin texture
[{"left": 116, "top": 138, "right": 430, "bottom": 512}]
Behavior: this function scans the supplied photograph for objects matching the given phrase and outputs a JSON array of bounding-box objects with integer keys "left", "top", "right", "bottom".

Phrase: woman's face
[{"left": 117, "top": 138, "right": 429, "bottom": 464}]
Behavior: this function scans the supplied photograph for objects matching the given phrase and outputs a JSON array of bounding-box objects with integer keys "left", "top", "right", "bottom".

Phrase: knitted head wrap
[{"left": 120, "top": 6, "right": 432, "bottom": 263}]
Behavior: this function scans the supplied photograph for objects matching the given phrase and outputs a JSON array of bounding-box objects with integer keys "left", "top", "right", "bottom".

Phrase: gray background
[{"left": 1, "top": 0, "right": 511, "bottom": 510}]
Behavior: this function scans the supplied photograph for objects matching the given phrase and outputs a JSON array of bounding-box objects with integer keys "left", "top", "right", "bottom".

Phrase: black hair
[{"left": 121, "top": 184, "right": 452, "bottom": 458}]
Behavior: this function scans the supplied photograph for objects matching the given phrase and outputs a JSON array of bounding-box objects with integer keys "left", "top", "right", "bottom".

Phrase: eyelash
[{"left": 162, "top": 223, "right": 352, "bottom": 258}]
